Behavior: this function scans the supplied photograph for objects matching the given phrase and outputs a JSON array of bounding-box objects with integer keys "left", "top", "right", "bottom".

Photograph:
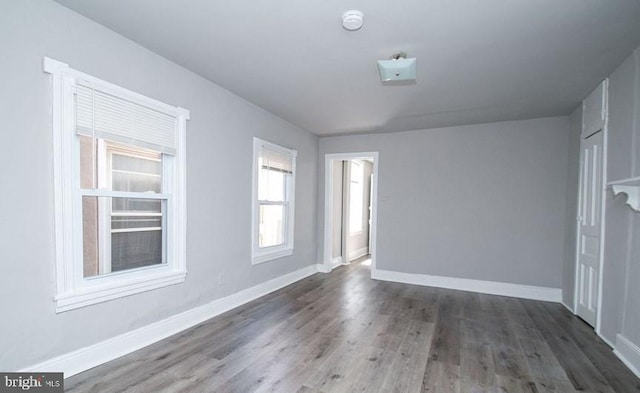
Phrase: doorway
[
  {"left": 575, "top": 129, "right": 604, "bottom": 327},
  {"left": 322, "top": 153, "right": 378, "bottom": 274},
  {"left": 574, "top": 80, "right": 608, "bottom": 330}
]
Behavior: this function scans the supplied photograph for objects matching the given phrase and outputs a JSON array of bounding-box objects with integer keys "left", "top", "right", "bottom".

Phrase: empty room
[{"left": 2, "top": 0, "right": 640, "bottom": 392}]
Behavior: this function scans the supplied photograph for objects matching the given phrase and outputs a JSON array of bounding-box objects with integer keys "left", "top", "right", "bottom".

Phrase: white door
[
  {"left": 576, "top": 130, "right": 603, "bottom": 326},
  {"left": 368, "top": 174, "right": 373, "bottom": 248}
]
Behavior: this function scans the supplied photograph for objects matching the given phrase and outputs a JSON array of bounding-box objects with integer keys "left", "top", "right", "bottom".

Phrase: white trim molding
[
  {"left": 318, "top": 258, "right": 343, "bottom": 273},
  {"left": 330, "top": 256, "right": 343, "bottom": 268},
  {"left": 560, "top": 301, "right": 575, "bottom": 314},
  {"left": 614, "top": 334, "right": 640, "bottom": 378},
  {"left": 322, "top": 152, "right": 379, "bottom": 276},
  {"left": 348, "top": 247, "right": 369, "bottom": 262},
  {"left": 21, "top": 264, "right": 321, "bottom": 377},
  {"left": 371, "top": 269, "right": 562, "bottom": 302},
  {"left": 44, "top": 57, "right": 190, "bottom": 312},
  {"left": 251, "top": 137, "right": 297, "bottom": 265}
]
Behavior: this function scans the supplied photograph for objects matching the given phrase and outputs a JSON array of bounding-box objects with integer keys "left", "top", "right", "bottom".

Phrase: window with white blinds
[
  {"left": 260, "top": 147, "right": 294, "bottom": 174},
  {"left": 75, "top": 82, "right": 177, "bottom": 154},
  {"left": 252, "top": 138, "right": 297, "bottom": 264},
  {"left": 44, "top": 57, "right": 189, "bottom": 312}
]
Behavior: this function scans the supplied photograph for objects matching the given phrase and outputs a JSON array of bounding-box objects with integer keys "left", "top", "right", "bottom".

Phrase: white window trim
[
  {"left": 44, "top": 57, "right": 190, "bottom": 313},
  {"left": 252, "top": 138, "right": 297, "bottom": 264}
]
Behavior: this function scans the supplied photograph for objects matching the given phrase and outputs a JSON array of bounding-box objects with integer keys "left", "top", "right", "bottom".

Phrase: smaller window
[
  {"left": 349, "top": 160, "right": 364, "bottom": 234},
  {"left": 252, "top": 138, "right": 296, "bottom": 264}
]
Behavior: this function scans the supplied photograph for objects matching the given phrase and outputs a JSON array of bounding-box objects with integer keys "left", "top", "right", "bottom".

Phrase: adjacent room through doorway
[{"left": 322, "top": 153, "right": 378, "bottom": 274}]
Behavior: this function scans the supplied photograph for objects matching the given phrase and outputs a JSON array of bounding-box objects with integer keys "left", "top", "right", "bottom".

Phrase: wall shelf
[
  {"left": 607, "top": 176, "right": 640, "bottom": 187},
  {"left": 610, "top": 183, "right": 640, "bottom": 211}
]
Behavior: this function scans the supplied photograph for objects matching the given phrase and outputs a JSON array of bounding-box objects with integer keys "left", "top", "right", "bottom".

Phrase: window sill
[
  {"left": 55, "top": 270, "right": 186, "bottom": 313},
  {"left": 252, "top": 248, "right": 293, "bottom": 265}
]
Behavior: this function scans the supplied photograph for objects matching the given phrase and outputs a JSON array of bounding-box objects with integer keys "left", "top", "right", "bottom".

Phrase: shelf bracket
[{"left": 611, "top": 185, "right": 640, "bottom": 211}]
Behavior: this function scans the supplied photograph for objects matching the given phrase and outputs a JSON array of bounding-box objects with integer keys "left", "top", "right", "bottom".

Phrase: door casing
[
  {"left": 322, "top": 152, "right": 378, "bottom": 274},
  {"left": 573, "top": 79, "right": 608, "bottom": 333}
]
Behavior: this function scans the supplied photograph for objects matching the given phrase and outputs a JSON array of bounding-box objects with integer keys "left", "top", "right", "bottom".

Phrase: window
[
  {"left": 45, "top": 58, "right": 189, "bottom": 312},
  {"left": 252, "top": 138, "right": 296, "bottom": 264},
  {"left": 349, "top": 160, "right": 364, "bottom": 234}
]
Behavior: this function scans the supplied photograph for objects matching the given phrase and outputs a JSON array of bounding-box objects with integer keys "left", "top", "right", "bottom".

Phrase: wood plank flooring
[{"left": 66, "top": 260, "right": 640, "bottom": 393}]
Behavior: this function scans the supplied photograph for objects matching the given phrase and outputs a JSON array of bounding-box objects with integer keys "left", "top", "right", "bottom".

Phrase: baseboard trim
[
  {"left": 21, "top": 264, "right": 320, "bottom": 377},
  {"left": 348, "top": 247, "right": 368, "bottom": 262},
  {"left": 614, "top": 334, "right": 640, "bottom": 378},
  {"left": 371, "top": 268, "right": 562, "bottom": 302},
  {"left": 561, "top": 301, "right": 575, "bottom": 314},
  {"left": 330, "top": 257, "right": 343, "bottom": 268}
]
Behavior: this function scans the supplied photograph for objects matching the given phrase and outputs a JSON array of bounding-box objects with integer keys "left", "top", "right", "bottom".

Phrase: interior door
[
  {"left": 576, "top": 130, "right": 603, "bottom": 326},
  {"left": 368, "top": 173, "right": 373, "bottom": 248}
]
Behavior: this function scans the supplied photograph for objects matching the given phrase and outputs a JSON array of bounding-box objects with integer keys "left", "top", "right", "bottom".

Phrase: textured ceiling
[{"left": 55, "top": 0, "right": 640, "bottom": 136}]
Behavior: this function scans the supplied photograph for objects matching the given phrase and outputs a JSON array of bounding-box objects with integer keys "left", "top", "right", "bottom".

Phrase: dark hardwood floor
[{"left": 66, "top": 260, "right": 640, "bottom": 393}]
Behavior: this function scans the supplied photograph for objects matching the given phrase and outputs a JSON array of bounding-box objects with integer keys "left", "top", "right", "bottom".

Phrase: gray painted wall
[
  {"left": 562, "top": 106, "right": 582, "bottom": 308},
  {"left": 319, "top": 117, "right": 570, "bottom": 288},
  {"left": 599, "top": 48, "right": 640, "bottom": 348},
  {"left": 0, "top": 0, "right": 317, "bottom": 370}
]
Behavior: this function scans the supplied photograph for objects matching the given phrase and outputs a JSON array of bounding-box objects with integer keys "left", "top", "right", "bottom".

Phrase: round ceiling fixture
[{"left": 342, "top": 10, "right": 364, "bottom": 31}]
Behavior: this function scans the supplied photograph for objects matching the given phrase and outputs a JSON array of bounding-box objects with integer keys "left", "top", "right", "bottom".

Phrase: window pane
[
  {"left": 79, "top": 135, "right": 98, "bottom": 189},
  {"left": 111, "top": 216, "right": 162, "bottom": 230},
  {"left": 258, "top": 167, "right": 285, "bottom": 201},
  {"left": 111, "top": 152, "right": 162, "bottom": 193},
  {"left": 82, "top": 196, "right": 100, "bottom": 277},
  {"left": 112, "top": 171, "right": 161, "bottom": 193},
  {"left": 112, "top": 154, "right": 161, "bottom": 175},
  {"left": 78, "top": 136, "right": 162, "bottom": 192},
  {"left": 82, "top": 196, "right": 165, "bottom": 278},
  {"left": 112, "top": 198, "right": 161, "bottom": 213},
  {"left": 259, "top": 204, "right": 285, "bottom": 248},
  {"left": 111, "top": 230, "right": 163, "bottom": 272}
]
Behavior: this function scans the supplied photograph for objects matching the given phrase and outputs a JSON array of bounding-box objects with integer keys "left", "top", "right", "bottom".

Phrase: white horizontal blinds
[
  {"left": 76, "top": 82, "right": 177, "bottom": 155},
  {"left": 260, "top": 145, "right": 293, "bottom": 174}
]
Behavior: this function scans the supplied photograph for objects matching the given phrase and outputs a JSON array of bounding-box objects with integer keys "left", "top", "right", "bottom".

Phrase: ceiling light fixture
[
  {"left": 377, "top": 52, "right": 417, "bottom": 82},
  {"left": 342, "top": 10, "right": 364, "bottom": 31}
]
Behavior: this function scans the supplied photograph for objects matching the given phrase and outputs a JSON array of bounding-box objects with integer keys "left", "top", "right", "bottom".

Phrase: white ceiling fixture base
[{"left": 377, "top": 52, "right": 417, "bottom": 82}]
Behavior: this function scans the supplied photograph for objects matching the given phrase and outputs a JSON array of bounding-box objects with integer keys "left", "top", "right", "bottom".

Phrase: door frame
[
  {"left": 573, "top": 83, "right": 608, "bottom": 334},
  {"left": 322, "top": 152, "right": 379, "bottom": 275}
]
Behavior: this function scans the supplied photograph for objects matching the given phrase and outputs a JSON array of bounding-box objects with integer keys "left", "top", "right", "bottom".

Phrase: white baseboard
[
  {"left": 561, "top": 301, "right": 574, "bottom": 314},
  {"left": 318, "top": 258, "right": 344, "bottom": 273},
  {"left": 21, "top": 264, "right": 320, "bottom": 378},
  {"left": 348, "top": 247, "right": 368, "bottom": 262},
  {"left": 597, "top": 331, "right": 616, "bottom": 349},
  {"left": 614, "top": 334, "right": 640, "bottom": 378},
  {"left": 371, "top": 268, "right": 562, "bottom": 302}
]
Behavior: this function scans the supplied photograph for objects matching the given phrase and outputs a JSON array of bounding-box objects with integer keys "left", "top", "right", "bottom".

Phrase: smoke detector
[{"left": 342, "top": 10, "right": 364, "bottom": 31}]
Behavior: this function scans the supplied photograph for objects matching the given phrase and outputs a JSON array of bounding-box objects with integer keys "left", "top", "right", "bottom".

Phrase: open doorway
[{"left": 322, "top": 153, "right": 378, "bottom": 275}]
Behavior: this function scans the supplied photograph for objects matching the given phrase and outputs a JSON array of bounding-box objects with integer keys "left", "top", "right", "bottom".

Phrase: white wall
[
  {"left": 598, "top": 48, "right": 640, "bottom": 365},
  {"left": 559, "top": 47, "right": 640, "bottom": 374},
  {"left": 0, "top": 0, "right": 317, "bottom": 371},
  {"left": 319, "top": 117, "right": 570, "bottom": 289}
]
